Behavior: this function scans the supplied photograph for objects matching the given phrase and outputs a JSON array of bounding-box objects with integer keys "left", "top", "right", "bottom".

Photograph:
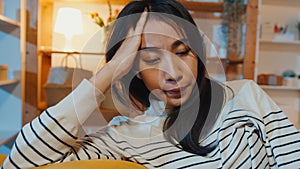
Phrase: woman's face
[{"left": 138, "top": 19, "right": 198, "bottom": 109}]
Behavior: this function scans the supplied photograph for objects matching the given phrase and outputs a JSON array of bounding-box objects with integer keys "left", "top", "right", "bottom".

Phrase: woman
[{"left": 2, "top": 0, "right": 300, "bottom": 168}]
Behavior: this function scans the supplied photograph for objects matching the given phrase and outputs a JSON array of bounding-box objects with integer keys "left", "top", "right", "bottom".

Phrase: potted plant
[
  {"left": 282, "top": 70, "right": 296, "bottom": 86},
  {"left": 221, "top": 0, "right": 245, "bottom": 59},
  {"left": 89, "top": 0, "right": 119, "bottom": 52}
]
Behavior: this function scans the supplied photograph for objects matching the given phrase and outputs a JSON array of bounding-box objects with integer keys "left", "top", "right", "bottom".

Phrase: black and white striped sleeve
[
  {"left": 1, "top": 79, "right": 121, "bottom": 169},
  {"left": 235, "top": 80, "right": 300, "bottom": 168}
]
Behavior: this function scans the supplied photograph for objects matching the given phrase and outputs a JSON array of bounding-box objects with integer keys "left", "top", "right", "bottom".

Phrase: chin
[{"left": 166, "top": 97, "right": 186, "bottom": 107}]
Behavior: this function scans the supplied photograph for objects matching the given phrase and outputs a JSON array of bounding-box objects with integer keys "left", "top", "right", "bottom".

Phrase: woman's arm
[
  {"left": 1, "top": 79, "right": 122, "bottom": 168},
  {"left": 2, "top": 11, "right": 148, "bottom": 169}
]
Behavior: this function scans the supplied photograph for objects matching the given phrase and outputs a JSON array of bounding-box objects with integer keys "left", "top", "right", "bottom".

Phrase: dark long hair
[{"left": 105, "top": 0, "right": 225, "bottom": 156}]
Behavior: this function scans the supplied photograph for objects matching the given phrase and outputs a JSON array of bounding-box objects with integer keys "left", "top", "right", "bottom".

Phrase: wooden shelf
[
  {"left": 260, "top": 39, "right": 300, "bottom": 45},
  {"left": 262, "top": 0, "right": 300, "bottom": 6},
  {"left": 0, "top": 130, "right": 18, "bottom": 146},
  {"left": 0, "top": 15, "right": 20, "bottom": 35},
  {"left": 0, "top": 80, "right": 19, "bottom": 87},
  {"left": 40, "top": 0, "right": 130, "bottom": 4},
  {"left": 260, "top": 85, "right": 300, "bottom": 91},
  {"left": 39, "top": 0, "right": 234, "bottom": 12},
  {"left": 38, "top": 49, "right": 105, "bottom": 57},
  {"left": 178, "top": 1, "right": 224, "bottom": 12}
]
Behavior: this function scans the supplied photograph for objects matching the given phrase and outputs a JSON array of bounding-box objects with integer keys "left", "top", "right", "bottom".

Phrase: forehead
[{"left": 142, "top": 17, "right": 182, "bottom": 40}]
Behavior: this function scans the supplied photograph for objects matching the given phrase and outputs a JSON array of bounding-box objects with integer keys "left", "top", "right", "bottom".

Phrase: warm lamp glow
[{"left": 54, "top": 7, "right": 83, "bottom": 51}]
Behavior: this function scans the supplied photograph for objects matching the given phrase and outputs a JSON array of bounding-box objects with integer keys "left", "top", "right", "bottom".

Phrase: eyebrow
[
  {"left": 171, "top": 39, "right": 188, "bottom": 50},
  {"left": 139, "top": 38, "right": 188, "bottom": 50}
]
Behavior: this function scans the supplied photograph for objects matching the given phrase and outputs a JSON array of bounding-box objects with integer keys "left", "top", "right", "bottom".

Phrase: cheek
[
  {"left": 191, "top": 62, "right": 198, "bottom": 79},
  {"left": 139, "top": 69, "right": 160, "bottom": 90},
  {"left": 183, "top": 57, "right": 198, "bottom": 80}
]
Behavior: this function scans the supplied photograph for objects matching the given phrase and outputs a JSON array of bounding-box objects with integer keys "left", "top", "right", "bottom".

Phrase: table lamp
[{"left": 54, "top": 7, "right": 83, "bottom": 51}]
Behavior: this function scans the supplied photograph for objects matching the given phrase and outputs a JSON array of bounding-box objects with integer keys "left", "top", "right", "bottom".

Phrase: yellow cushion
[
  {"left": 34, "top": 159, "right": 146, "bottom": 169},
  {"left": 0, "top": 154, "right": 7, "bottom": 166}
]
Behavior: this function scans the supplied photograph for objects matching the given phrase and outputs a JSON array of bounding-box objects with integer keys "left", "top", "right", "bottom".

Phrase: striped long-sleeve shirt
[{"left": 2, "top": 79, "right": 300, "bottom": 168}]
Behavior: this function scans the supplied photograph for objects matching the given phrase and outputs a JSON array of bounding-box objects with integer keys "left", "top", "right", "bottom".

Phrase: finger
[
  {"left": 123, "top": 11, "right": 148, "bottom": 51},
  {"left": 115, "top": 11, "right": 146, "bottom": 57},
  {"left": 125, "top": 27, "right": 135, "bottom": 41},
  {"left": 134, "top": 11, "right": 148, "bottom": 35},
  {"left": 110, "top": 12, "right": 148, "bottom": 75},
  {"left": 114, "top": 27, "right": 135, "bottom": 56}
]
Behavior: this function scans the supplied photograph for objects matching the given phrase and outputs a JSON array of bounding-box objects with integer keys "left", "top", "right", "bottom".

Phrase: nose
[{"left": 160, "top": 56, "right": 183, "bottom": 84}]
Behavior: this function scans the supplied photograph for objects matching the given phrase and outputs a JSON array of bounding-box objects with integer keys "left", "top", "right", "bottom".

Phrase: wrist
[{"left": 89, "top": 63, "right": 115, "bottom": 93}]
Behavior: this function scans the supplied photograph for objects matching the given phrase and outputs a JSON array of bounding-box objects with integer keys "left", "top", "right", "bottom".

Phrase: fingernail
[{"left": 141, "top": 10, "right": 148, "bottom": 17}]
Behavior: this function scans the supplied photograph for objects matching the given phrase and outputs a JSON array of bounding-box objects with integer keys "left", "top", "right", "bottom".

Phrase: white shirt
[{"left": 2, "top": 79, "right": 300, "bottom": 169}]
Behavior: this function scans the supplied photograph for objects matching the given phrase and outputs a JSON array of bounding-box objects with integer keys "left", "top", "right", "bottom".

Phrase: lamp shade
[{"left": 54, "top": 7, "right": 83, "bottom": 36}]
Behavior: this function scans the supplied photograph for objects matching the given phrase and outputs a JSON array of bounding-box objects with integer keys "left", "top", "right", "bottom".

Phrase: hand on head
[{"left": 89, "top": 11, "right": 148, "bottom": 93}]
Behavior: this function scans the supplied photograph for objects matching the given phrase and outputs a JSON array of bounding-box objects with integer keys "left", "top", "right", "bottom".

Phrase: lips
[{"left": 164, "top": 87, "right": 184, "bottom": 98}]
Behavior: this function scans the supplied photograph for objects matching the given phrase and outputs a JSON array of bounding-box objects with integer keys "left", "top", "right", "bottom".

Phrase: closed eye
[
  {"left": 139, "top": 48, "right": 161, "bottom": 65},
  {"left": 143, "top": 58, "right": 160, "bottom": 64},
  {"left": 176, "top": 48, "right": 191, "bottom": 56}
]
